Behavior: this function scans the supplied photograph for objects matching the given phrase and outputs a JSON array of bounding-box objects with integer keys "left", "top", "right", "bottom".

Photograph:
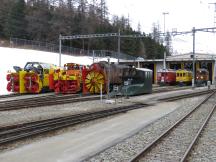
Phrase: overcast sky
[{"left": 107, "top": 0, "right": 216, "bottom": 54}]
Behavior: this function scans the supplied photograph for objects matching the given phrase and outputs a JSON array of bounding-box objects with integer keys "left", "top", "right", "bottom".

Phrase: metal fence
[{"left": 10, "top": 38, "right": 137, "bottom": 61}]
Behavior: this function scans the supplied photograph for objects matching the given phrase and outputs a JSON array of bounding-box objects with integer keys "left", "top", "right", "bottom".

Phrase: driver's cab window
[
  {"left": 33, "top": 63, "right": 40, "bottom": 69},
  {"left": 33, "top": 63, "right": 43, "bottom": 74},
  {"left": 25, "top": 63, "right": 33, "bottom": 70}
]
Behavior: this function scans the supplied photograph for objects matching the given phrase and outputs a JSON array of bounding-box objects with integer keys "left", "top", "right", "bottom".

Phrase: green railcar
[{"left": 120, "top": 68, "right": 152, "bottom": 96}]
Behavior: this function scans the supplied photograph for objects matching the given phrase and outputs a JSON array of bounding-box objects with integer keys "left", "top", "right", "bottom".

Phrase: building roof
[
  {"left": 120, "top": 53, "right": 216, "bottom": 63},
  {"left": 166, "top": 53, "right": 216, "bottom": 61}
]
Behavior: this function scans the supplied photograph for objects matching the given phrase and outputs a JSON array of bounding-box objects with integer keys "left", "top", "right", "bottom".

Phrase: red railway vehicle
[
  {"left": 157, "top": 69, "right": 176, "bottom": 85},
  {"left": 51, "top": 63, "right": 85, "bottom": 94},
  {"left": 7, "top": 62, "right": 57, "bottom": 94},
  {"left": 196, "top": 68, "right": 209, "bottom": 86}
]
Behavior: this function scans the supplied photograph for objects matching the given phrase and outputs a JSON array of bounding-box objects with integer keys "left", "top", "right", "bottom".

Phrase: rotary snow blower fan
[{"left": 83, "top": 63, "right": 107, "bottom": 94}]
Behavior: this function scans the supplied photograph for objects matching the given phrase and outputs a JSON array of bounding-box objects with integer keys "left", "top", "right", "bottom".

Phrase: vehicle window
[
  {"left": 24, "top": 63, "right": 33, "bottom": 70},
  {"left": 33, "top": 63, "right": 40, "bottom": 69},
  {"left": 183, "top": 73, "right": 185, "bottom": 77},
  {"left": 41, "top": 63, "right": 51, "bottom": 69}
]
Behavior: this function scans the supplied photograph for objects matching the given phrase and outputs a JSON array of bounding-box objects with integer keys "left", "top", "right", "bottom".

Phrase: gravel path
[{"left": 85, "top": 94, "right": 210, "bottom": 162}]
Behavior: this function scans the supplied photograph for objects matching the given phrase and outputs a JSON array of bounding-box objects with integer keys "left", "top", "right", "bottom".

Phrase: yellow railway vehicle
[
  {"left": 50, "top": 63, "right": 84, "bottom": 94},
  {"left": 176, "top": 69, "right": 192, "bottom": 85},
  {"left": 7, "top": 62, "right": 57, "bottom": 93}
]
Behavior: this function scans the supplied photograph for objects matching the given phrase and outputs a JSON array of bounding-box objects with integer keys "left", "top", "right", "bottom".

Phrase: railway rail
[
  {"left": 152, "top": 85, "right": 190, "bottom": 93},
  {"left": 0, "top": 103, "right": 148, "bottom": 146},
  {"left": 0, "top": 85, "right": 187, "bottom": 100},
  {"left": 187, "top": 102, "right": 216, "bottom": 161},
  {"left": 129, "top": 90, "right": 216, "bottom": 162},
  {"left": 0, "top": 92, "right": 71, "bottom": 103},
  {"left": 0, "top": 94, "right": 103, "bottom": 111},
  {"left": 0, "top": 87, "right": 213, "bottom": 111},
  {"left": 158, "top": 89, "right": 215, "bottom": 102},
  {"left": 0, "top": 86, "right": 181, "bottom": 111},
  {"left": 0, "top": 93, "right": 20, "bottom": 99}
]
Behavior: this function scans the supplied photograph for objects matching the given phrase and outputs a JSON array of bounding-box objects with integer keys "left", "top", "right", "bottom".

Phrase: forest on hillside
[{"left": 0, "top": 0, "right": 170, "bottom": 59}]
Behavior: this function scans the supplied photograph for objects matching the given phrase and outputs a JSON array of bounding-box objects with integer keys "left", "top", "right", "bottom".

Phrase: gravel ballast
[
  {"left": 188, "top": 105, "right": 216, "bottom": 162},
  {"left": 0, "top": 87, "right": 214, "bottom": 162},
  {"left": 85, "top": 94, "right": 210, "bottom": 162},
  {"left": 0, "top": 88, "right": 206, "bottom": 127}
]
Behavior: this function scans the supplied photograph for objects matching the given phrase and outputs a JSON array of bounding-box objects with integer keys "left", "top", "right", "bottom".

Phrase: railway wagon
[
  {"left": 157, "top": 69, "right": 176, "bottom": 86},
  {"left": 176, "top": 69, "right": 192, "bottom": 85},
  {"left": 50, "top": 63, "right": 85, "bottom": 94},
  {"left": 121, "top": 68, "right": 152, "bottom": 95},
  {"left": 196, "top": 68, "right": 209, "bottom": 86},
  {"left": 82, "top": 61, "right": 152, "bottom": 95},
  {"left": 7, "top": 62, "right": 57, "bottom": 93}
]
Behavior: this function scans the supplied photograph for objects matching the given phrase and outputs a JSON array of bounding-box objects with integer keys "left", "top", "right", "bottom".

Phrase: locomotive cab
[
  {"left": 176, "top": 69, "right": 192, "bottom": 86},
  {"left": 6, "top": 62, "right": 57, "bottom": 94},
  {"left": 52, "top": 63, "right": 84, "bottom": 94},
  {"left": 157, "top": 69, "right": 176, "bottom": 86},
  {"left": 196, "top": 69, "right": 209, "bottom": 86}
]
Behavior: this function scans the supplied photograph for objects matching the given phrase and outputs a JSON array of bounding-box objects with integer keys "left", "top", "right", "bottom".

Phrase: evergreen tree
[
  {"left": 26, "top": 1, "right": 51, "bottom": 40},
  {"left": 0, "top": 0, "right": 166, "bottom": 59},
  {"left": 4, "top": 0, "right": 27, "bottom": 38},
  {"left": 0, "top": 0, "right": 13, "bottom": 37}
]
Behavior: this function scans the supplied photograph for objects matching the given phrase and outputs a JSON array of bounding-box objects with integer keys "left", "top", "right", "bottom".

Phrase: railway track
[
  {"left": 0, "top": 85, "right": 186, "bottom": 100},
  {"left": 158, "top": 89, "right": 215, "bottom": 102},
  {"left": 152, "top": 85, "right": 190, "bottom": 93},
  {"left": 187, "top": 103, "right": 216, "bottom": 161},
  {"left": 0, "top": 93, "right": 20, "bottom": 99},
  {"left": 129, "top": 90, "right": 216, "bottom": 162},
  {"left": 0, "top": 103, "right": 148, "bottom": 146},
  {"left": 0, "top": 86, "right": 211, "bottom": 111},
  {"left": 0, "top": 92, "right": 69, "bottom": 103},
  {"left": 0, "top": 94, "right": 104, "bottom": 111}
]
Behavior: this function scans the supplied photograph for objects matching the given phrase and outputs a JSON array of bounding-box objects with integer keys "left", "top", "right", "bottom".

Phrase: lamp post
[
  {"left": 163, "top": 12, "right": 169, "bottom": 70},
  {"left": 117, "top": 28, "right": 120, "bottom": 64},
  {"left": 163, "top": 12, "right": 169, "bottom": 34},
  {"left": 107, "top": 56, "right": 110, "bottom": 100},
  {"left": 59, "top": 34, "right": 62, "bottom": 67},
  {"left": 192, "top": 27, "right": 196, "bottom": 89}
]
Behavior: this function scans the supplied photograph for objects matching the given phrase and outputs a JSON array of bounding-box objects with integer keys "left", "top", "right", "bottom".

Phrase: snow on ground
[{"left": 0, "top": 47, "right": 117, "bottom": 95}]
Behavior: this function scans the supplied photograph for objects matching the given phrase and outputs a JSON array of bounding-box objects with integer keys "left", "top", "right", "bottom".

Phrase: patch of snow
[{"left": 0, "top": 47, "right": 117, "bottom": 95}]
